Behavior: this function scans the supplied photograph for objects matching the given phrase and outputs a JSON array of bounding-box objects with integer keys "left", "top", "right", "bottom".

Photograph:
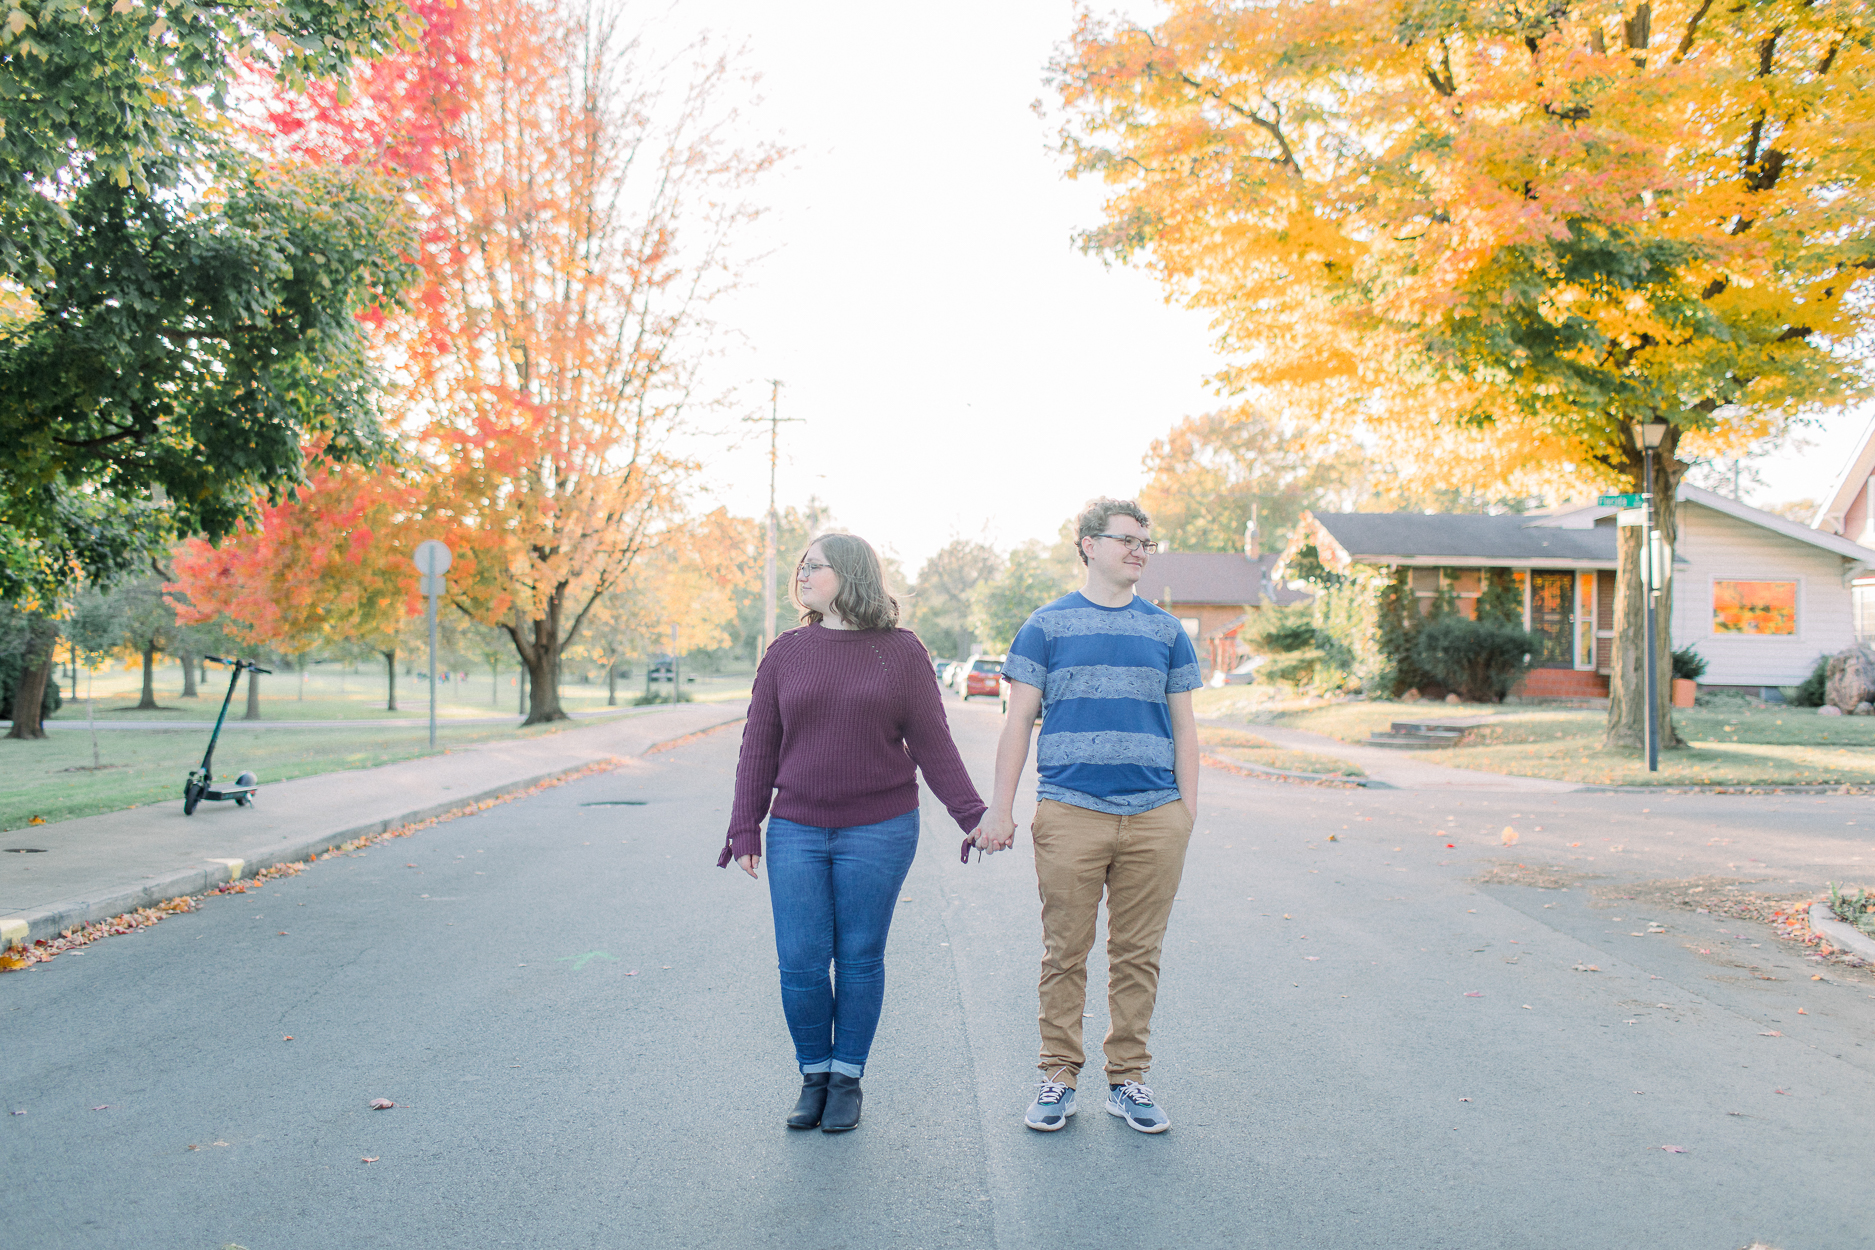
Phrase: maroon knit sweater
[{"left": 719, "top": 624, "right": 986, "bottom": 867}]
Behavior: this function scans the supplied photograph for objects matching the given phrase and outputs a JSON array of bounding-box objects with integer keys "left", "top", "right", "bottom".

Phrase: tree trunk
[
  {"left": 136, "top": 641, "right": 159, "bottom": 709},
  {"left": 382, "top": 648, "right": 398, "bottom": 712},
  {"left": 1605, "top": 426, "right": 1684, "bottom": 752},
  {"left": 508, "top": 603, "right": 569, "bottom": 726},
  {"left": 244, "top": 668, "right": 262, "bottom": 720},
  {"left": 5, "top": 618, "right": 57, "bottom": 740},
  {"left": 606, "top": 660, "right": 617, "bottom": 706},
  {"left": 180, "top": 650, "right": 198, "bottom": 697}
]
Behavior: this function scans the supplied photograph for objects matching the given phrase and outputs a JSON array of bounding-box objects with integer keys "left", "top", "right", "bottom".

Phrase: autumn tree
[
  {"left": 1053, "top": 0, "right": 1875, "bottom": 751},
  {"left": 1140, "top": 407, "right": 1362, "bottom": 554},
  {"left": 275, "top": 0, "right": 777, "bottom": 724},
  {"left": 969, "top": 541, "right": 1081, "bottom": 654},
  {"left": 169, "top": 460, "right": 419, "bottom": 714}
]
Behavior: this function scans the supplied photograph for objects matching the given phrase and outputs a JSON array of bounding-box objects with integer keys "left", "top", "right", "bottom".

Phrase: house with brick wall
[
  {"left": 1141, "top": 535, "right": 1311, "bottom": 678},
  {"left": 1283, "top": 486, "right": 1875, "bottom": 698}
]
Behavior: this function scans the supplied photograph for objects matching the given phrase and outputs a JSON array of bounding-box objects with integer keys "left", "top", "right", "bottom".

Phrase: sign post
[{"left": 413, "top": 540, "right": 453, "bottom": 749}]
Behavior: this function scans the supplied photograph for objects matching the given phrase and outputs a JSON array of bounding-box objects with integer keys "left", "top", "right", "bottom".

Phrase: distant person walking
[
  {"left": 720, "top": 532, "right": 986, "bottom": 1133},
  {"left": 979, "top": 497, "right": 1201, "bottom": 1134}
]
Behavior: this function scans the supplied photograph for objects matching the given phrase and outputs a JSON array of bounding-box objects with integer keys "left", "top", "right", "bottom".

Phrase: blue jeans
[{"left": 765, "top": 809, "right": 920, "bottom": 1076}]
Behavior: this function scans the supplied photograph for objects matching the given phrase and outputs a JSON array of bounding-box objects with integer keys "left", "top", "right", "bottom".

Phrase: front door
[{"left": 1529, "top": 570, "right": 1575, "bottom": 666}]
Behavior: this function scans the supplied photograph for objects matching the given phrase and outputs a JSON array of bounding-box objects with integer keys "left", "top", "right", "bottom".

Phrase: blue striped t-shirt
[{"left": 1002, "top": 591, "right": 1202, "bottom": 815}]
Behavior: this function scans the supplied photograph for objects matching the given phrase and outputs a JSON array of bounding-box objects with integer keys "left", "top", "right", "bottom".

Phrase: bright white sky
[{"left": 658, "top": 0, "right": 1865, "bottom": 573}]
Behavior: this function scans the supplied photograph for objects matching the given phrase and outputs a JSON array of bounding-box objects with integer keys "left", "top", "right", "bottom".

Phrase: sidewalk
[
  {"left": 0, "top": 701, "right": 748, "bottom": 948},
  {"left": 1233, "top": 721, "right": 1583, "bottom": 793}
]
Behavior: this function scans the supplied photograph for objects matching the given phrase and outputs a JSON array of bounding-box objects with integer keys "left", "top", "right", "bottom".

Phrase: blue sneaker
[
  {"left": 1024, "top": 1075, "right": 1076, "bottom": 1131},
  {"left": 1106, "top": 1081, "right": 1170, "bottom": 1133}
]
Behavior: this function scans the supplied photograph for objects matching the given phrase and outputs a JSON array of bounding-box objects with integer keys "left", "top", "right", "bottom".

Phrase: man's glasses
[{"left": 1090, "top": 533, "right": 1159, "bottom": 554}]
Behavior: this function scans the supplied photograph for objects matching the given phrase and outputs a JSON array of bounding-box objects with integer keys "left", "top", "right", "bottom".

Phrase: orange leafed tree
[
  {"left": 1052, "top": 0, "right": 1875, "bottom": 748},
  {"left": 277, "top": 0, "right": 779, "bottom": 723},
  {"left": 169, "top": 461, "right": 421, "bottom": 711}
]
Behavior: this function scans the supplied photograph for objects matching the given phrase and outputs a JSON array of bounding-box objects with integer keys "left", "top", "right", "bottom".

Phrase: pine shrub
[{"left": 1412, "top": 616, "right": 1537, "bottom": 703}]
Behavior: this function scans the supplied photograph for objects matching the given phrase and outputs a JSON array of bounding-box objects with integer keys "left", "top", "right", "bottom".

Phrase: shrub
[
  {"left": 1671, "top": 645, "right": 1709, "bottom": 681},
  {"left": 1245, "top": 604, "right": 1355, "bottom": 694},
  {"left": 1412, "top": 616, "right": 1537, "bottom": 703},
  {"left": 1791, "top": 655, "right": 1828, "bottom": 707}
]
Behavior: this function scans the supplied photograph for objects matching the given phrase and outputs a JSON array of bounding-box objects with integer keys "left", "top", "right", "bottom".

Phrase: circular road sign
[{"left": 413, "top": 539, "right": 453, "bottom": 576}]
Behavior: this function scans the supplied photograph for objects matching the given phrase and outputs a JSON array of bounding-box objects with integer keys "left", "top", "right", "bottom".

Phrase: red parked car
[{"left": 959, "top": 655, "right": 1004, "bottom": 700}]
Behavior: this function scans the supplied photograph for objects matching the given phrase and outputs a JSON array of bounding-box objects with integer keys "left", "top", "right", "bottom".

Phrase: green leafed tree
[
  {"left": 969, "top": 541, "right": 1081, "bottom": 654},
  {"left": 0, "top": 0, "right": 421, "bottom": 604},
  {"left": 1139, "top": 407, "right": 1362, "bottom": 554}
]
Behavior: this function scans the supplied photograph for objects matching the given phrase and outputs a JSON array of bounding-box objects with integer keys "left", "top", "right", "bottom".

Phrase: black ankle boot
[
  {"left": 820, "top": 1072, "right": 863, "bottom": 1132},
  {"left": 786, "top": 1072, "right": 831, "bottom": 1129}
]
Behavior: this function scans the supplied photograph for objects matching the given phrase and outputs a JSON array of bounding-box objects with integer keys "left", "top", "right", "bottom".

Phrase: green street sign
[{"left": 1598, "top": 493, "right": 1644, "bottom": 507}]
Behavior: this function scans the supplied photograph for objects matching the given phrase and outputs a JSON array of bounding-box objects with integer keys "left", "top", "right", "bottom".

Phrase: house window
[
  {"left": 1712, "top": 580, "right": 1797, "bottom": 636},
  {"left": 1854, "top": 583, "right": 1875, "bottom": 641}
]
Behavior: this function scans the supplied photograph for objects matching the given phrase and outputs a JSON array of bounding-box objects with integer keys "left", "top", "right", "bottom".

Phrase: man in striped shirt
[{"left": 977, "top": 497, "right": 1201, "bottom": 1134}]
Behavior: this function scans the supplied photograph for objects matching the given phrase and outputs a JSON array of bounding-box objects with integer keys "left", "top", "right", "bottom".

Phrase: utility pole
[{"left": 746, "top": 381, "right": 802, "bottom": 660}]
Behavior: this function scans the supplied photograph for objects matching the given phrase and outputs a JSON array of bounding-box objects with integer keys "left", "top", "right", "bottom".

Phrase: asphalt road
[{"left": 5, "top": 696, "right": 1874, "bottom": 1249}]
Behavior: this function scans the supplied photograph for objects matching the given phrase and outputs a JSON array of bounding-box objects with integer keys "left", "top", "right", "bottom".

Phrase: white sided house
[{"left": 1286, "top": 486, "right": 1875, "bottom": 698}]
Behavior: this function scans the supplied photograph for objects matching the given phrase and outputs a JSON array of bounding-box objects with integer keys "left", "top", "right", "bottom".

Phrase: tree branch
[{"left": 1176, "top": 72, "right": 1303, "bottom": 175}]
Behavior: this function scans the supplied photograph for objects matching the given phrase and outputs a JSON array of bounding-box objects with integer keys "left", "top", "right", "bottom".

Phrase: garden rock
[
  {"left": 1825, "top": 645, "right": 1875, "bottom": 712},
  {"left": 1401, "top": 689, "right": 1420, "bottom": 703},
  {"left": 1819, "top": 704, "right": 1844, "bottom": 716},
  {"left": 1860, "top": 702, "right": 1875, "bottom": 716},
  {"left": 1444, "top": 692, "right": 1462, "bottom": 704}
]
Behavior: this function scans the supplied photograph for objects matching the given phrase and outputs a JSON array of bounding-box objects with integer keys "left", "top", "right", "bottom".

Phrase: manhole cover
[
  {"left": 4, "top": 847, "right": 48, "bottom": 853},
  {"left": 580, "top": 801, "right": 648, "bottom": 807}
]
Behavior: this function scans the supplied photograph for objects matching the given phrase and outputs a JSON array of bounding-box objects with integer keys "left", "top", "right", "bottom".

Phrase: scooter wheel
[{"left": 183, "top": 780, "right": 204, "bottom": 816}]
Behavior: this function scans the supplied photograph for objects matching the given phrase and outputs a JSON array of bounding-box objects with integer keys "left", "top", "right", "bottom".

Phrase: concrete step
[{"left": 1367, "top": 732, "right": 1462, "bottom": 749}]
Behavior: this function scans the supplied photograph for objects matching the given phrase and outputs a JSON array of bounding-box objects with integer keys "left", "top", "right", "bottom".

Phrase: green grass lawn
[
  {"left": 0, "top": 714, "right": 650, "bottom": 832},
  {"left": 1196, "top": 725, "right": 1365, "bottom": 778},
  {"left": 1234, "top": 699, "right": 1875, "bottom": 787},
  {"left": 37, "top": 663, "right": 753, "bottom": 723}
]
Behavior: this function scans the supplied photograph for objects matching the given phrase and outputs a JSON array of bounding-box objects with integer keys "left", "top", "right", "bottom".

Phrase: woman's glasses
[{"left": 797, "top": 560, "right": 833, "bottom": 579}]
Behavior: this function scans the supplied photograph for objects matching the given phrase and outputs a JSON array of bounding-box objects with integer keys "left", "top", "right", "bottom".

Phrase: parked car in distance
[
  {"left": 959, "top": 654, "right": 1004, "bottom": 700},
  {"left": 940, "top": 660, "right": 964, "bottom": 690}
]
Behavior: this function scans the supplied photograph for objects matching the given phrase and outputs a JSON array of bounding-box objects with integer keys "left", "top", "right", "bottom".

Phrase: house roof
[
  {"left": 1811, "top": 411, "right": 1875, "bottom": 535},
  {"left": 1292, "top": 483, "right": 1875, "bottom": 572},
  {"left": 1144, "top": 551, "right": 1309, "bottom": 607},
  {"left": 1298, "top": 512, "right": 1620, "bottom": 569}
]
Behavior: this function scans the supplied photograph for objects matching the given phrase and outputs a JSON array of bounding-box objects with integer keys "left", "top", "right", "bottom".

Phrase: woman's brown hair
[{"left": 795, "top": 532, "right": 900, "bottom": 631}]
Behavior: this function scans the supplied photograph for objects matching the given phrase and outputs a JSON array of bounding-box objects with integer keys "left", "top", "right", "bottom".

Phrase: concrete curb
[
  {"left": 1199, "top": 753, "right": 1375, "bottom": 788},
  {"left": 0, "top": 716, "right": 744, "bottom": 948},
  {"left": 1808, "top": 902, "right": 1875, "bottom": 963}
]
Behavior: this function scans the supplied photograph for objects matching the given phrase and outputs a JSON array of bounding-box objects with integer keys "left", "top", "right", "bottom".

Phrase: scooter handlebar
[{"left": 204, "top": 655, "right": 272, "bottom": 674}]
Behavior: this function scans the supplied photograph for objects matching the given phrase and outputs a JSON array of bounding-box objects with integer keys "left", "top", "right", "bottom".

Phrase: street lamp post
[{"left": 1633, "top": 423, "right": 1668, "bottom": 773}]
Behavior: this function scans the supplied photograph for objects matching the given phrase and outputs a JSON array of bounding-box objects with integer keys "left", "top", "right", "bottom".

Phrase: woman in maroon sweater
[{"left": 721, "top": 532, "right": 986, "bottom": 1133}]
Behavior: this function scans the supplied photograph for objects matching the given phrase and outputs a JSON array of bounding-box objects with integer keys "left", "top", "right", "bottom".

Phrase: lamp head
[{"left": 1631, "top": 422, "right": 1669, "bottom": 450}]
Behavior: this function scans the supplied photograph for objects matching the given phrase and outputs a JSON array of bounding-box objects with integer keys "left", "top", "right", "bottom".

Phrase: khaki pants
[{"left": 1031, "top": 797, "right": 1192, "bottom": 1088}]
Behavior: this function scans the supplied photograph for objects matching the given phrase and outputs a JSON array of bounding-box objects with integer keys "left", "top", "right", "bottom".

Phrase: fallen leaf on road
[
  {"left": 276, "top": 931, "right": 288, "bottom": 936},
  {"left": 1774, "top": 1088, "right": 1791, "bottom": 1095},
  {"left": 187, "top": 1144, "right": 199, "bottom": 1150},
  {"left": 8, "top": 1110, "right": 22, "bottom": 1115},
  {"left": 1812, "top": 974, "right": 1824, "bottom": 980},
  {"left": 1445, "top": 843, "right": 1455, "bottom": 848},
  {"left": 1573, "top": 964, "right": 1600, "bottom": 972},
  {"left": 1304, "top": 956, "right": 1320, "bottom": 961},
  {"left": 1522, "top": 1005, "right": 1532, "bottom": 1010},
  {"left": 1283, "top": 914, "right": 1291, "bottom": 920},
  {"left": 626, "top": 970, "right": 638, "bottom": 976},
  {"left": 1501, "top": 827, "right": 1518, "bottom": 846},
  {"left": 0, "top": 950, "right": 31, "bottom": 972},
  {"left": 1326, "top": 833, "right": 1338, "bottom": 842},
  {"left": 1464, "top": 991, "right": 1483, "bottom": 997},
  {"left": 1568, "top": 842, "right": 1580, "bottom": 847},
  {"left": 1458, "top": 1097, "right": 1470, "bottom": 1102},
  {"left": 1797, "top": 1008, "right": 1807, "bottom": 1015},
  {"left": 361, "top": 1157, "right": 379, "bottom": 1164},
  {"left": 283, "top": 1036, "right": 293, "bottom": 1041},
  {"left": 1760, "top": 1030, "right": 1782, "bottom": 1037},
  {"left": 91, "top": 1105, "right": 109, "bottom": 1111},
  {"left": 406, "top": 864, "right": 418, "bottom": 868},
  {"left": 369, "top": 1099, "right": 394, "bottom": 1110},
  {"left": 1661, "top": 1145, "right": 1686, "bottom": 1154}
]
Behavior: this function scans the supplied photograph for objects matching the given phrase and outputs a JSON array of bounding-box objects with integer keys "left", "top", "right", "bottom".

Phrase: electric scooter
[{"left": 183, "top": 656, "right": 270, "bottom": 815}]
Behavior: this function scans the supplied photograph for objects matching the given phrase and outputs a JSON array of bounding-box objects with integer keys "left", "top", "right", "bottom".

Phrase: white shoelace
[
  {"left": 1036, "top": 1080, "right": 1070, "bottom": 1105},
  {"left": 1116, "top": 1081, "right": 1155, "bottom": 1106}
]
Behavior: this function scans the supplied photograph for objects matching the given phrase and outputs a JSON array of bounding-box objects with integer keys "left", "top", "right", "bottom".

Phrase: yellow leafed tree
[{"left": 1053, "top": 0, "right": 1875, "bottom": 748}]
